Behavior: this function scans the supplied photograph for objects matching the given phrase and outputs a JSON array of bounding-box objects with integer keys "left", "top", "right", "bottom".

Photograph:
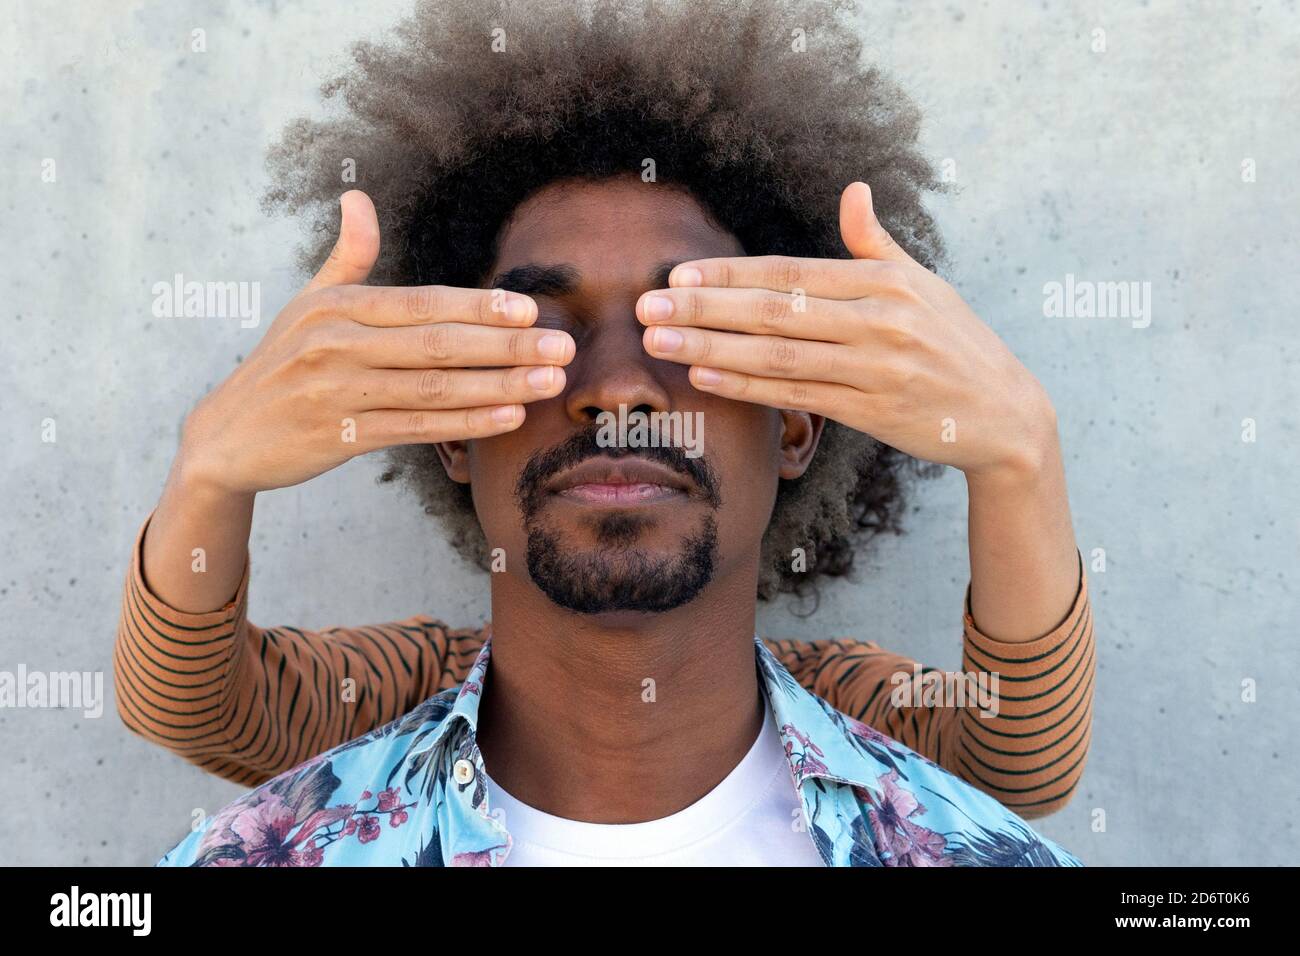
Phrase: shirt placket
[{"left": 433, "top": 725, "right": 512, "bottom": 866}]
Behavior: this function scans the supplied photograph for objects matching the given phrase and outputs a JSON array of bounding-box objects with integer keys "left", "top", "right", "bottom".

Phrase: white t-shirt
[{"left": 481, "top": 697, "right": 827, "bottom": 866}]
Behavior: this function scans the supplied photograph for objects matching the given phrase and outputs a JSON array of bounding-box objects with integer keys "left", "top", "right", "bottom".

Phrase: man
[{"left": 142, "top": 0, "right": 1087, "bottom": 866}]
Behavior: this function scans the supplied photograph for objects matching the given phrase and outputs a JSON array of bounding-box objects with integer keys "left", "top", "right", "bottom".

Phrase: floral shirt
[{"left": 157, "top": 637, "right": 1083, "bottom": 867}]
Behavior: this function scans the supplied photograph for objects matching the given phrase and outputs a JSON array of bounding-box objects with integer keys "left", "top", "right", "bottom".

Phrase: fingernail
[
  {"left": 672, "top": 267, "right": 703, "bottom": 287},
  {"left": 526, "top": 366, "right": 554, "bottom": 390},
  {"left": 694, "top": 367, "right": 722, "bottom": 386},
  {"left": 491, "top": 405, "right": 518, "bottom": 424},
  {"left": 641, "top": 294, "right": 674, "bottom": 322},
  {"left": 506, "top": 297, "right": 533, "bottom": 323},
  {"left": 538, "top": 333, "right": 568, "bottom": 361},
  {"left": 651, "top": 327, "right": 684, "bottom": 352}
]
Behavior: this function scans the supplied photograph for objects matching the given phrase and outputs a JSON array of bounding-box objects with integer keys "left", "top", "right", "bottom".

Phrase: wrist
[
  {"left": 966, "top": 396, "right": 1061, "bottom": 495},
  {"left": 171, "top": 401, "right": 258, "bottom": 501},
  {"left": 167, "top": 445, "right": 256, "bottom": 511}
]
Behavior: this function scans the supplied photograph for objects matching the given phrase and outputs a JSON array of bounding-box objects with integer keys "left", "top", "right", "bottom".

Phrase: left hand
[{"left": 637, "top": 181, "right": 1058, "bottom": 482}]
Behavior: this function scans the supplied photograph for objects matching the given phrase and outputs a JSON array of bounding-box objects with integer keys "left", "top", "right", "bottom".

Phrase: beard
[
  {"left": 513, "top": 427, "right": 722, "bottom": 614},
  {"left": 524, "top": 512, "right": 718, "bottom": 614}
]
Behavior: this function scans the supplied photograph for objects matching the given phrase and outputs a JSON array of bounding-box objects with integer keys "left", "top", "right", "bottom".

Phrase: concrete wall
[{"left": 2, "top": 0, "right": 1296, "bottom": 865}]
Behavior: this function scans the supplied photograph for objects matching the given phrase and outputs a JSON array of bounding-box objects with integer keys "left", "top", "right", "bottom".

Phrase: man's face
[{"left": 439, "top": 174, "right": 816, "bottom": 615}]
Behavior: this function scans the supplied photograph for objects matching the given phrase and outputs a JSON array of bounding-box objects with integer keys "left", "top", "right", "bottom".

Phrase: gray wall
[{"left": 2, "top": 0, "right": 1296, "bottom": 866}]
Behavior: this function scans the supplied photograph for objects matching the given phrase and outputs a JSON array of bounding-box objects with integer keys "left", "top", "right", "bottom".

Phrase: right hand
[{"left": 177, "top": 190, "right": 574, "bottom": 496}]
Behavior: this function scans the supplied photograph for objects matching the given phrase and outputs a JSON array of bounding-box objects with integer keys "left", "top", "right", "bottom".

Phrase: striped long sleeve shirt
[{"left": 114, "top": 514, "right": 1094, "bottom": 818}]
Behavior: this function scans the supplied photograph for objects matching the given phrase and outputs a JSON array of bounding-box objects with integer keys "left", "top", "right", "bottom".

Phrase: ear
[
  {"left": 434, "top": 439, "right": 472, "bottom": 485},
  {"left": 777, "top": 411, "right": 824, "bottom": 480}
]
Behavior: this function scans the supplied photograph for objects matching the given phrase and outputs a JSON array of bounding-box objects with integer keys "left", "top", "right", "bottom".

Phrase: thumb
[
  {"left": 839, "top": 181, "right": 916, "bottom": 266},
  {"left": 305, "top": 190, "right": 381, "bottom": 293}
]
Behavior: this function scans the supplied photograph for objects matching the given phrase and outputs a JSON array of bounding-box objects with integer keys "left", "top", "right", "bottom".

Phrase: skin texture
[
  {"left": 436, "top": 175, "right": 1076, "bottom": 822},
  {"left": 140, "top": 174, "right": 1078, "bottom": 825},
  {"left": 142, "top": 191, "right": 574, "bottom": 613},
  {"left": 266, "top": 0, "right": 962, "bottom": 599},
  {"left": 439, "top": 176, "right": 824, "bottom": 821},
  {"left": 638, "top": 180, "right": 1077, "bottom": 641}
]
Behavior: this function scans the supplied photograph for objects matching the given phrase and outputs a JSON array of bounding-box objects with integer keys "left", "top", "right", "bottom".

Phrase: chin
[{"left": 524, "top": 516, "right": 718, "bottom": 615}]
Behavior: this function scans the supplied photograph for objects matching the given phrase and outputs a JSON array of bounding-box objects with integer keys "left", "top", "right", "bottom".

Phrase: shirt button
[{"left": 453, "top": 758, "right": 476, "bottom": 785}]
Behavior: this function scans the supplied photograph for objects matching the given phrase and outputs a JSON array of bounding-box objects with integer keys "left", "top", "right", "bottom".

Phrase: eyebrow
[{"left": 488, "top": 259, "right": 679, "bottom": 297}]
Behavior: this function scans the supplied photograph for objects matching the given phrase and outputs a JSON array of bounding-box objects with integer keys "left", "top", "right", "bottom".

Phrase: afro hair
[{"left": 263, "top": 0, "right": 945, "bottom": 600}]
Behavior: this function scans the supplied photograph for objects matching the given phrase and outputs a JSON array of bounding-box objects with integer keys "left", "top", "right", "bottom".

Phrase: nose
[{"left": 563, "top": 309, "right": 674, "bottom": 427}]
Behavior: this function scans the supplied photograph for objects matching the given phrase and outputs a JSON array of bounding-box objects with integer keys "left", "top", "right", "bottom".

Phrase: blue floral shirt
[{"left": 158, "top": 636, "right": 1082, "bottom": 867}]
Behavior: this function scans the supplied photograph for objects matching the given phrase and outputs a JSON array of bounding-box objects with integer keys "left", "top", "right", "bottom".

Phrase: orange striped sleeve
[
  {"left": 113, "top": 514, "right": 487, "bottom": 787},
  {"left": 119, "top": 509, "right": 1092, "bottom": 812},
  {"left": 763, "top": 556, "right": 1094, "bottom": 818}
]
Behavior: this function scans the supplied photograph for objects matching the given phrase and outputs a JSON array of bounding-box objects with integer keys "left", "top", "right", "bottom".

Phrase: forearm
[
  {"left": 141, "top": 454, "right": 256, "bottom": 613},
  {"left": 779, "top": 580, "right": 1094, "bottom": 817},
  {"left": 119, "top": 497, "right": 481, "bottom": 784},
  {"left": 965, "top": 422, "right": 1079, "bottom": 643}
]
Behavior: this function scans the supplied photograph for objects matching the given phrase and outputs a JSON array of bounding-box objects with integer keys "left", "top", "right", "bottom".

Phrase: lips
[{"left": 544, "top": 456, "right": 694, "bottom": 504}]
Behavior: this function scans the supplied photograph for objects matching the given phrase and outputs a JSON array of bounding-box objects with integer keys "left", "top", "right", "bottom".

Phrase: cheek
[
  {"left": 465, "top": 435, "right": 530, "bottom": 544},
  {"left": 718, "top": 460, "right": 781, "bottom": 538},
  {"left": 705, "top": 403, "right": 785, "bottom": 537}
]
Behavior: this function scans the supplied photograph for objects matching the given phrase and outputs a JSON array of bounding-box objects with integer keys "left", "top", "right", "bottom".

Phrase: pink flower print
[
  {"left": 799, "top": 751, "right": 830, "bottom": 777},
  {"left": 780, "top": 722, "right": 828, "bottom": 778},
  {"left": 845, "top": 714, "right": 893, "bottom": 747},
  {"left": 297, "top": 841, "right": 324, "bottom": 867},
  {"left": 452, "top": 849, "right": 496, "bottom": 867},
  {"left": 865, "top": 770, "right": 951, "bottom": 867},
  {"left": 203, "top": 797, "right": 258, "bottom": 851},
  {"left": 780, "top": 722, "right": 825, "bottom": 757},
  {"left": 356, "top": 814, "right": 382, "bottom": 844},
  {"left": 291, "top": 805, "right": 356, "bottom": 847},
  {"left": 229, "top": 796, "right": 300, "bottom": 867}
]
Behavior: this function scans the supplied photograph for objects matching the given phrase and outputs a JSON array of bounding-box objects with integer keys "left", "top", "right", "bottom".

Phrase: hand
[
  {"left": 177, "top": 190, "right": 575, "bottom": 496},
  {"left": 636, "top": 181, "right": 1057, "bottom": 483}
]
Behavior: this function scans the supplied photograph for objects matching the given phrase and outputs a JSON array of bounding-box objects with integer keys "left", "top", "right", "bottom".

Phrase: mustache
[{"left": 513, "top": 426, "right": 721, "bottom": 517}]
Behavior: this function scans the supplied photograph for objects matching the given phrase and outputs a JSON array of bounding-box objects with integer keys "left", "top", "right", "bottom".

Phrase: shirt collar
[
  {"left": 410, "top": 628, "right": 887, "bottom": 797},
  {"left": 753, "top": 635, "right": 887, "bottom": 797},
  {"left": 406, "top": 630, "right": 494, "bottom": 760}
]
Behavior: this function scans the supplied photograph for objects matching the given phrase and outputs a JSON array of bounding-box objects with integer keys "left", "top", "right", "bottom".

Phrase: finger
[
  {"left": 642, "top": 325, "right": 855, "bottom": 386},
  {"left": 665, "top": 254, "right": 910, "bottom": 301},
  {"left": 839, "top": 181, "right": 919, "bottom": 266},
  {"left": 687, "top": 366, "right": 862, "bottom": 421},
  {"left": 351, "top": 365, "right": 566, "bottom": 411},
  {"left": 354, "top": 404, "right": 527, "bottom": 450},
  {"left": 638, "top": 286, "right": 862, "bottom": 343},
  {"left": 327, "top": 283, "right": 538, "bottom": 329},
  {"left": 304, "top": 190, "right": 381, "bottom": 293},
  {"left": 352, "top": 322, "right": 576, "bottom": 370}
]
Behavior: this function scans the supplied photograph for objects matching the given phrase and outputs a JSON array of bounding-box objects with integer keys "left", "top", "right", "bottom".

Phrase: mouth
[{"left": 544, "top": 456, "right": 695, "bottom": 506}]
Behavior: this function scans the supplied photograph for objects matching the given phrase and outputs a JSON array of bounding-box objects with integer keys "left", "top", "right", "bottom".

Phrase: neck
[{"left": 474, "top": 563, "right": 765, "bottom": 824}]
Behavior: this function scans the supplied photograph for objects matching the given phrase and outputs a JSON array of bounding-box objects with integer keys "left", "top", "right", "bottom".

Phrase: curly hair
[{"left": 263, "top": 0, "right": 944, "bottom": 600}]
